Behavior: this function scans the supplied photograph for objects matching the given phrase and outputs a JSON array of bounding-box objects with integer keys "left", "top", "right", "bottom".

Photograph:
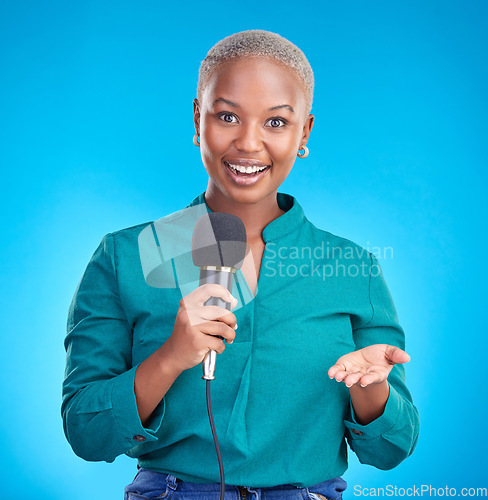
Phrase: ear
[
  {"left": 300, "top": 113, "right": 315, "bottom": 147},
  {"left": 193, "top": 98, "right": 201, "bottom": 135}
]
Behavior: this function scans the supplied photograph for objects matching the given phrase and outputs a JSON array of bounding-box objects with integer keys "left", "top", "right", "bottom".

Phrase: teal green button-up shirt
[{"left": 62, "top": 192, "right": 420, "bottom": 487}]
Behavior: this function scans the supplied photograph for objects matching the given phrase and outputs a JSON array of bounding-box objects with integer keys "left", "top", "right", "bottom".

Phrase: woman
[{"left": 62, "top": 30, "right": 420, "bottom": 499}]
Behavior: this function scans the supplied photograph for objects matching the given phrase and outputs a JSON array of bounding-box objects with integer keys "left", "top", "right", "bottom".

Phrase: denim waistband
[
  {"left": 125, "top": 468, "right": 347, "bottom": 500},
  {"left": 166, "top": 473, "right": 303, "bottom": 490}
]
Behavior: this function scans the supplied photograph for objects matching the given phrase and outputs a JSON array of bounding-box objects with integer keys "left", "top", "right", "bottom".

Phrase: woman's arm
[
  {"left": 134, "top": 344, "right": 182, "bottom": 427},
  {"left": 329, "top": 343, "right": 412, "bottom": 425},
  {"left": 348, "top": 380, "right": 390, "bottom": 425},
  {"left": 62, "top": 233, "right": 170, "bottom": 462},
  {"left": 330, "top": 253, "right": 420, "bottom": 470}
]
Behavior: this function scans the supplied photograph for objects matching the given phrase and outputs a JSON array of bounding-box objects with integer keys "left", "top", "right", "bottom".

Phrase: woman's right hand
[{"left": 164, "top": 283, "right": 238, "bottom": 373}]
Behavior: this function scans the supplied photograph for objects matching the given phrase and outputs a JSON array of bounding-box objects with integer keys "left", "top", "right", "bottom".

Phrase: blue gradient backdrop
[{"left": 1, "top": 0, "right": 486, "bottom": 498}]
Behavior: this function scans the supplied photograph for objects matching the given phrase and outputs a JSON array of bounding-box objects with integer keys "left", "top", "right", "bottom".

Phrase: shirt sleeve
[
  {"left": 61, "top": 233, "right": 165, "bottom": 462},
  {"left": 344, "top": 252, "right": 420, "bottom": 470}
]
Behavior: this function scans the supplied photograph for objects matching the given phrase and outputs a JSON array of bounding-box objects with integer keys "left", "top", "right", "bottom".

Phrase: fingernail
[
  {"left": 233, "top": 324, "right": 238, "bottom": 330},
  {"left": 229, "top": 340, "right": 234, "bottom": 344},
  {"left": 360, "top": 383, "right": 366, "bottom": 387}
]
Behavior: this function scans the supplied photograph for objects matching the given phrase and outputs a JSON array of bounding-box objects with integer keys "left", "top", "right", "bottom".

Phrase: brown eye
[
  {"left": 218, "top": 113, "right": 238, "bottom": 123},
  {"left": 266, "top": 118, "right": 287, "bottom": 128}
]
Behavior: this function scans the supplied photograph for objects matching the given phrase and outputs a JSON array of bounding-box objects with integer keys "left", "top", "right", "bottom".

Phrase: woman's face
[{"left": 193, "top": 57, "right": 314, "bottom": 207}]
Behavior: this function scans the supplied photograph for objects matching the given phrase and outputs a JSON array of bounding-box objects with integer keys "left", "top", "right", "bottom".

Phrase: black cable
[{"left": 206, "top": 379, "right": 225, "bottom": 500}]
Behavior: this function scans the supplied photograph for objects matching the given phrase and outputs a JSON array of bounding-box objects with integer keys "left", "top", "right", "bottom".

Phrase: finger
[
  {"left": 187, "top": 306, "right": 237, "bottom": 327},
  {"left": 185, "top": 283, "right": 238, "bottom": 308},
  {"left": 359, "top": 366, "right": 388, "bottom": 387},
  {"left": 343, "top": 371, "right": 364, "bottom": 388},
  {"left": 328, "top": 363, "right": 347, "bottom": 380},
  {"left": 330, "top": 365, "right": 350, "bottom": 383},
  {"left": 200, "top": 306, "right": 237, "bottom": 326},
  {"left": 200, "top": 321, "right": 236, "bottom": 344},
  {"left": 385, "top": 345, "right": 411, "bottom": 365},
  {"left": 206, "top": 336, "right": 226, "bottom": 354}
]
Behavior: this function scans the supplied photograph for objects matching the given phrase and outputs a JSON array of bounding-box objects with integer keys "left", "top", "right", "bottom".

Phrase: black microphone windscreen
[{"left": 192, "top": 212, "right": 247, "bottom": 269}]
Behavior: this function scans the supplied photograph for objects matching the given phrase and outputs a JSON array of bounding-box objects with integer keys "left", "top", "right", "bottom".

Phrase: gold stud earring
[
  {"left": 193, "top": 134, "right": 200, "bottom": 147},
  {"left": 297, "top": 145, "right": 309, "bottom": 158}
]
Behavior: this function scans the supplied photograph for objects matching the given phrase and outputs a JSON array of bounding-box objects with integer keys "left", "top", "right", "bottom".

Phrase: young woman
[{"left": 62, "top": 30, "right": 420, "bottom": 500}]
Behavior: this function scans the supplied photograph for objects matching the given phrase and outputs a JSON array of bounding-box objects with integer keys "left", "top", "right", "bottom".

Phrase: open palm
[{"left": 328, "top": 344, "right": 410, "bottom": 388}]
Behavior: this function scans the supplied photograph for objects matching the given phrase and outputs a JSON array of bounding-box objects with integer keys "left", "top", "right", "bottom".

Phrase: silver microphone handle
[
  {"left": 200, "top": 268, "right": 234, "bottom": 380},
  {"left": 202, "top": 347, "right": 217, "bottom": 381}
]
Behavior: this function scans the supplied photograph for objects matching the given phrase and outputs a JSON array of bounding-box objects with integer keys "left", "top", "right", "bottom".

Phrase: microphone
[{"left": 192, "top": 212, "right": 247, "bottom": 380}]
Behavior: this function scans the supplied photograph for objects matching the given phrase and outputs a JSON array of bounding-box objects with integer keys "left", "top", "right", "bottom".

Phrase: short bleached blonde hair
[{"left": 197, "top": 29, "right": 314, "bottom": 115}]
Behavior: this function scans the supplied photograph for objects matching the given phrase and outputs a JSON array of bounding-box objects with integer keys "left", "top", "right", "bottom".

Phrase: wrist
[
  {"left": 157, "top": 343, "right": 184, "bottom": 378},
  {"left": 349, "top": 379, "right": 389, "bottom": 394},
  {"left": 349, "top": 380, "right": 390, "bottom": 425}
]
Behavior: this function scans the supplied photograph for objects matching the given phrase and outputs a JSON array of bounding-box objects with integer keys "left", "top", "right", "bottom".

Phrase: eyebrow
[{"left": 213, "top": 97, "right": 294, "bottom": 113}]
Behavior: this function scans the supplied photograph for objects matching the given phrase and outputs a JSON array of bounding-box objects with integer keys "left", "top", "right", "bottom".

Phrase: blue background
[{"left": 1, "top": 0, "right": 487, "bottom": 497}]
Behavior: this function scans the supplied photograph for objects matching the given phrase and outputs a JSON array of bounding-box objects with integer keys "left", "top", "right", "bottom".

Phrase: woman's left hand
[{"left": 328, "top": 344, "right": 410, "bottom": 388}]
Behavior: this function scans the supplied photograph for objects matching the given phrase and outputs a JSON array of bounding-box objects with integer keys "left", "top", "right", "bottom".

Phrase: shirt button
[
  {"left": 351, "top": 429, "right": 363, "bottom": 436},
  {"left": 133, "top": 435, "right": 146, "bottom": 442}
]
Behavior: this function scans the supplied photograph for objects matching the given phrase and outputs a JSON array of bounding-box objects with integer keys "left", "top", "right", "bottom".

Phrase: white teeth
[{"left": 227, "top": 163, "right": 268, "bottom": 174}]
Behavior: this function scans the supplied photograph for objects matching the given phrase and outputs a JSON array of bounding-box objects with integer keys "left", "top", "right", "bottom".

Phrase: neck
[{"left": 204, "top": 186, "right": 285, "bottom": 242}]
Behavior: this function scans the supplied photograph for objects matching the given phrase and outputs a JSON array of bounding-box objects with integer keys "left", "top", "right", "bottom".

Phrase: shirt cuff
[
  {"left": 111, "top": 364, "right": 165, "bottom": 447},
  {"left": 343, "top": 383, "right": 401, "bottom": 440}
]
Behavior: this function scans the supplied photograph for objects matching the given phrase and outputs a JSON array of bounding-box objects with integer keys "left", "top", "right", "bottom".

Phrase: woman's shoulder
[
  {"left": 106, "top": 201, "right": 200, "bottom": 240},
  {"left": 305, "top": 220, "right": 373, "bottom": 264},
  {"left": 109, "top": 220, "right": 154, "bottom": 238},
  {"left": 104, "top": 202, "right": 210, "bottom": 271},
  {"left": 288, "top": 194, "right": 373, "bottom": 264}
]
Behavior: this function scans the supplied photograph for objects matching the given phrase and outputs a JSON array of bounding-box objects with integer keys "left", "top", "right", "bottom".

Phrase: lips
[
  {"left": 223, "top": 160, "right": 271, "bottom": 186},
  {"left": 225, "top": 158, "right": 270, "bottom": 168}
]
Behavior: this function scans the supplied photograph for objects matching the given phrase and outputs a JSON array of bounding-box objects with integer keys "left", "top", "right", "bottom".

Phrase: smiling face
[{"left": 193, "top": 56, "right": 314, "bottom": 209}]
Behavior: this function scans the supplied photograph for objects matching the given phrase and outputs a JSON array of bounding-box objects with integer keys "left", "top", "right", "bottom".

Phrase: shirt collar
[{"left": 187, "top": 191, "right": 306, "bottom": 242}]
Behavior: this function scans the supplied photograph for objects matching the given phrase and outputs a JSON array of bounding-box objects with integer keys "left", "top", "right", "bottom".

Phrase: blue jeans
[{"left": 124, "top": 468, "right": 347, "bottom": 500}]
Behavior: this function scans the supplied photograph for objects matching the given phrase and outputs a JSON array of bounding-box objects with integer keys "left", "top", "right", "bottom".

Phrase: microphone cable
[{"left": 206, "top": 379, "right": 226, "bottom": 500}]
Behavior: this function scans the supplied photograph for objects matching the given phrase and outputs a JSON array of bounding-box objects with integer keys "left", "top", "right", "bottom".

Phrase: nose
[{"left": 234, "top": 122, "right": 264, "bottom": 153}]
